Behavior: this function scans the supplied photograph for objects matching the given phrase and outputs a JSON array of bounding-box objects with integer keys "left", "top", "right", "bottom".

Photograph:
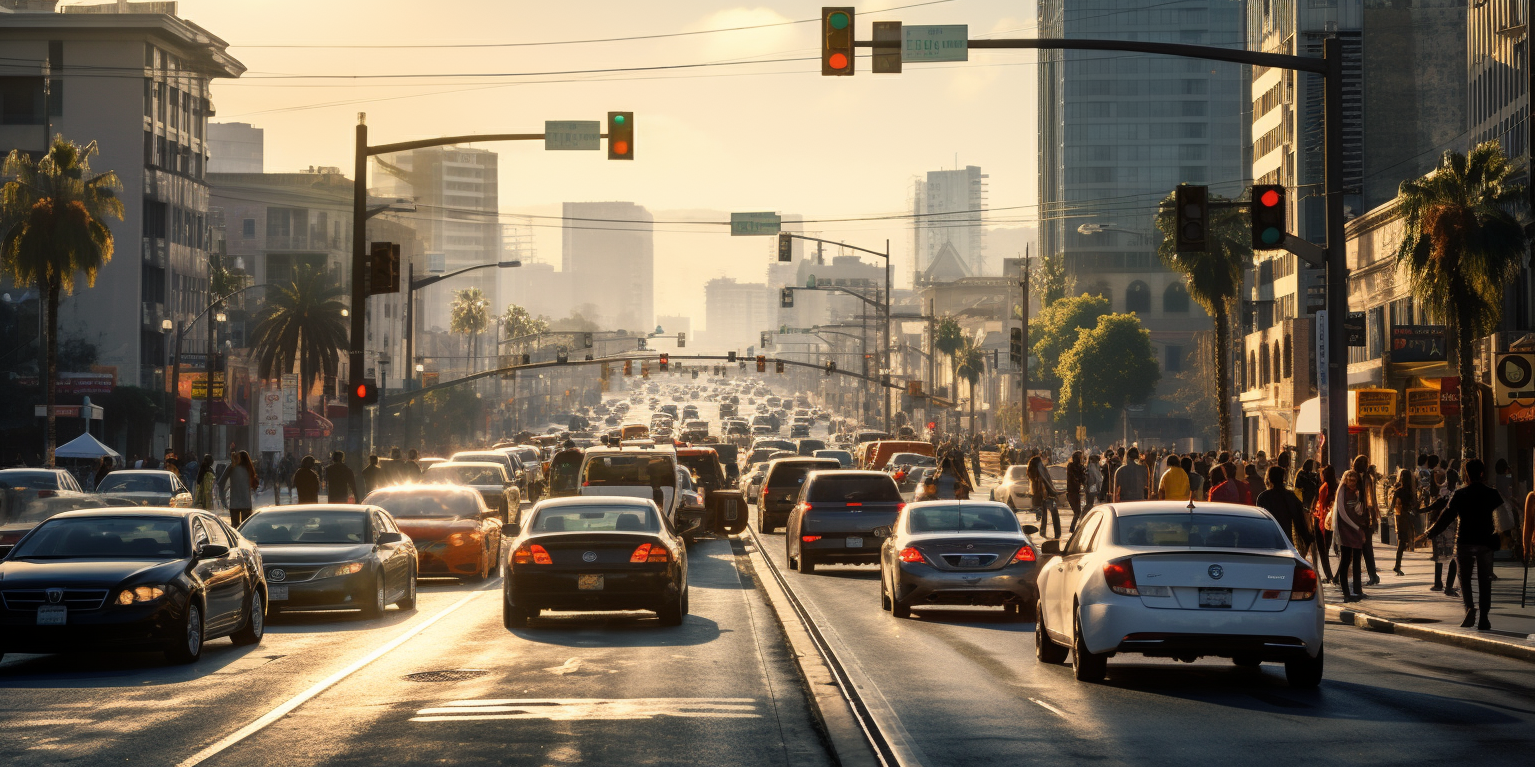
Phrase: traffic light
[
  {"left": 822, "top": 7, "right": 854, "bottom": 76},
  {"left": 677, "top": 332, "right": 686, "bottom": 348},
  {"left": 756, "top": 355, "right": 767, "bottom": 373},
  {"left": 354, "top": 378, "right": 379, "bottom": 405},
  {"left": 1174, "top": 184, "right": 1208, "bottom": 253},
  {"left": 659, "top": 353, "right": 669, "bottom": 372},
  {"left": 781, "top": 288, "right": 794, "bottom": 308},
  {"left": 727, "top": 350, "right": 737, "bottom": 362},
  {"left": 607, "top": 111, "right": 633, "bottom": 160},
  {"left": 1009, "top": 327, "right": 1023, "bottom": 366},
  {"left": 624, "top": 359, "right": 632, "bottom": 376},
  {"left": 638, "top": 337, "right": 646, "bottom": 350},
  {"left": 777, "top": 232, "right": 793, "bottom": 262},
  {"left": 1251, "top": 183, "right": 1286, "bottom": 250},
  {"left": 776, "top": 360, "right": 785, "bottom": 374},
  {"left": 367, "top": 242, "right": 400, "bottom": 295},
  {"left": 825, "top": 359, "right": 837, "bottom": 376}
]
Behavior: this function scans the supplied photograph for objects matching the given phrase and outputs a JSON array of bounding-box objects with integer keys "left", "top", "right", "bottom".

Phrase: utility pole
[
  {"left": 1323, "top": 37, "right": 1349, "bottom": 474},
  {"left": 1020, "top": 247, "right": 1029, "bottom": 447}
]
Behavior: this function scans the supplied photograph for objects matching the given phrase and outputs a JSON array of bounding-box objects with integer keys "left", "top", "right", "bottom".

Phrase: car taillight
[
  {"left": 1103, "top": 556, "right": 1139, "bottom": 596},
  {"left": 800, "top": 502, "right": 813, "bottom": 511},
  {"left": 513, "top": 544, "right": 552, "bottom": 565},
  {"left": 898, "top": 547, "right": 925, "bottom": 564},
  {"left": 896, "top": 502, "right": 905, "bottom": 513},
  {"left": 1011, "top": 545, "right": 1036, "bottom": 563},
  {"left": 801, "top": 535, "right": 822, "bottom": 543},
  {"left": 1290, "top": 563, "right": 1317, "bottom": 601}
]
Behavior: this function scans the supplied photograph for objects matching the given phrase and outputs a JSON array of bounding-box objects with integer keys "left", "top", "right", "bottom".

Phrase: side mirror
[
  {"left": 196, "top": 544, "right": 230, "bottom": 559},
  {"left": 374, "top": 531, "right": 404, "bottom": 545},
  {"left": 1039, "top": 540, "right": 1061, "bottom": 557},
  {"left": 1021, "top": 524, "right": 1039, "bottom": 536},
  {"left": 870, "top": 525, "right": 892, "bottom": 539}
]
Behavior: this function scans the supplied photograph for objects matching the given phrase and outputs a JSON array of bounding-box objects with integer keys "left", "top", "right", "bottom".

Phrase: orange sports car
[{"left": 364, "top": 484, "right": 503, "bottom": 581}]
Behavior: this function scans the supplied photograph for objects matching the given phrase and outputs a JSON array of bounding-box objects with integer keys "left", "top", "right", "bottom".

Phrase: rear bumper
[
  {"left": 893, "top": 562, "right": 1038, "bottom": 605},
  {"left": 800, "top": 534, "right": 882, "bottom": 564},
  {"left": 508, "top": 568, "right": 679, "bottom": 612},
  {"left": 1079, "top": 595, "right": 1324, "bottom": 658}
]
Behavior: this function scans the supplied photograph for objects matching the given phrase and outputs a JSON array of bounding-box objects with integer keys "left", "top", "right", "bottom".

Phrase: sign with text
[
  {"left": 903, "top": 25, "right": 968, "bottom": 62},
  {"left": 1406, "top": 388, "right": 1442, "bottom": 428},
  {"left": 1390, "top": 325, "right": 1447, "bottom": 362},
  {"left": 730, "top": 212, "right": 781, "bottom": 236},
  {"left": 1353, "top": 388, "right": 1396, "bottom": 426},
  {"left": 189, "top": 373, "right": 225, "bottom": 400},
  {"left": 1344, "top": 312, "right": 1365, "bottom": 347},
  {"left": 1440, "top": 376, "right": 1460, "bottom": 417},
  {"left": 259, "top": 387, "right": 284, "bottom": 453},
  {"left": 17, "top": 371, "right": 115, "bottom": 395},
  {"left": 281, "top": 373, "right": 299, "bottom": 421},
  {"left": 544, "top": 120, "right": 601, "bottom": 150}
]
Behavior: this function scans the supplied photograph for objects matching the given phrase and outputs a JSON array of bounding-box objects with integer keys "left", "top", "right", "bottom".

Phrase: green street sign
[
  {"left": 730, "top": 211, "right": 781, "bottom": 236},
  {"left": 544, "top": 120, "right": 601, "bottom": 150},
  {"left": 904, "top": 25, "right": 968, "bottom": 62}
]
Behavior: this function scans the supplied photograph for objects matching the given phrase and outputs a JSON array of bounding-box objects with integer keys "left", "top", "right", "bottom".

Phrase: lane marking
[
  {"left": 176, "top": 584, "right": 493, "bottom": 767},
  {"left": 1029, "top": 698, "right": 1068, "bottom": 717},
  {"left": 410, "top": 697, "right": 760, "bottom": 722}
]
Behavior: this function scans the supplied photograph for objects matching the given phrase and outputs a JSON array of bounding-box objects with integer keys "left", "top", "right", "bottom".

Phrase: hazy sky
[{"left": 118, "top": 0, "right": 1045, "bottom": 322}]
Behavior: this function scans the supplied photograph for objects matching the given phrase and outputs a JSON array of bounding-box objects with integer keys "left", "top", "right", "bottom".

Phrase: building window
[
  {"left": 1248, "top": 351, "right": 1257, "bottom": 389},
  {"left": 242, "top": 218, "right": 256, "bottom": 238},
  {"left": 1166, "top": 345, "right": 1184, "bottom": 373},
  {"left": 1126, "top": 281, "right": 1151, "bottom": 314},
  {"left": 142, "top": 200, "right": 167, "bottom": 239},
  {"left": 0, "top": 77, "right": 45, "bottom": 125},
  {"left": 1259, "top": 342, "right": 1271, "bottom": 385},
  {"left": 1282, "top": 335, "right": 1293, "bottom": 379},
  {"left": 1272, "top": 344, "right": 1282, "bottom": 384},
  {"left": 1163, "top": 282, "right": 1190, "bottom": 313}
]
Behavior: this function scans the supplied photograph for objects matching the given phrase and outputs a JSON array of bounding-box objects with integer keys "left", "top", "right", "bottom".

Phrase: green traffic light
[
  {"left": 1261, "top": 227, "right": 1282, "bottom": 245},
  {"left": 829, "top": 11, "right": 849, "bottom": 29},
  {"left": 614, "top": 114, "right": 626, "bottom": 125}
]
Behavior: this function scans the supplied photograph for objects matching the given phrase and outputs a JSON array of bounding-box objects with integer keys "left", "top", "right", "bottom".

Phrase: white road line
[
  {"left": 410, "top": 697, "right": 761, "bottom": 722},
  {"left": 1029, "top": 697, "right": 1068, "bottom": 717},
  {"left": 175, "top": 585, "right": 493, "bottom": 767}
]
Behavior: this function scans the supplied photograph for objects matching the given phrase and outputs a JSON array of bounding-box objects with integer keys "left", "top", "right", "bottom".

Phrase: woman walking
[
  {"left": 1029, "top": 455, "right": 1061, "bottom": 539},
  {"left": 1332, "top": 469, "right": 1370, "bottom": 601},
  {"left": 1311, "top": 465, "right": 1338, "bottom": 583},
  {"left": 192, "top": 454, "right": 216, "bottom": 511},
  {"left": 1391, "top": 468, "right": 1420, "bottom": 575},
  {"left": 219, "top": 451, "right": 259, "bottom": 527}
]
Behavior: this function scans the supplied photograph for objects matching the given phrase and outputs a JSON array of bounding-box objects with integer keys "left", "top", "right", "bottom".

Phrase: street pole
[
  {"left": 203, "top": 308, "right": 216, "bottom": 459},
  {"left": 171, "top": 321, "right": 183, "bottom": 455},
  {"left": 1020, "top": 246, "right": 1030, "bottom": 447},
  {"left": 1324, "top": 37, "right": 1348, "bottom": 474},
  {"left": 348, "top": 114, "right": 369, "bottom": 466},
  {"left": 884, "top": 239, "right": 892, "bottom": 435}
]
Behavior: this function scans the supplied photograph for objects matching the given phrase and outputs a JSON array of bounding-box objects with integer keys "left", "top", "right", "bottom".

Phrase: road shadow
[
  {"left": 0, "top": 639, "right": 280, "bottom": 687},
  {"left": 508, "top": 612, "right": 724, "bottom": 648},
  {"left": 792, "top": 565, "right": 880, "bottom": 582},
  {"left": 907, "top": 606, "right": 1035, "bottom": 631}
]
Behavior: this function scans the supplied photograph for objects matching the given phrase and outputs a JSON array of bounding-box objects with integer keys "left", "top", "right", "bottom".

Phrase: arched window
[
  {"left": 1282, "top": 335, "right": 1293, "bottom": 379},
  {"left": 1273, "top": 343, "right": 1283, "bottom": 383},
  {"left": 1163, "top": 282, "right": 1190, "bottom": 313},
  {"left": 1248, "top": 351, "right": 1257, "bottom": 389},
  {"left": 1126, "top": 281, "right": 1151, "bottom": 314},
  {"left": 1259, "top": 342, "right": 1271, "bottom": 385}
]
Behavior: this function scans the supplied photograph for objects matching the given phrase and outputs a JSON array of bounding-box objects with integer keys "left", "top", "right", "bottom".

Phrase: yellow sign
[
  {"left": 1406, "top": 388, "right": 1442, "bottom": 428},
  {"left": 1353, "top": 388, "right": 1396, "bottom": 426}
]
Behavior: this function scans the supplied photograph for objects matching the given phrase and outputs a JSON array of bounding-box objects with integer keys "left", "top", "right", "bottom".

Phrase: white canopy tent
[{"left": 54, "top": 433, "right": 122, "bottom": 460}]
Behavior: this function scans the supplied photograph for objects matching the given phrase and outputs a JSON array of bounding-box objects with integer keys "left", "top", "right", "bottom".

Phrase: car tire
[
  {"left": 880, "top": 576, "right": 893, "bottom": 612},
  {"left": 230, "top": 591, "right": 265, "bottom": 646},
  {"left": 503, "top": 595, "right": 530, "bottom": 629},
  {"left": 165, "top": 602, "right": 204, "bottom": 664},
  {"left": 1285, "top": 647, "right": 1324, "bottom": 688},
  {"left": 891, "top": 593, "right": 911, "bottom": 619},
  {"left": 657, "top": 588, "right": 687, "bottom": 626},
  {"left": 395, "top": 565, "right": 418, "bottom": 610},
  {"left": 1035, "top": 603, "right": 1068, "bottom": 664},
  {"left": 799, "top": 553, "right": 817, "bottom": 575},
  {"left": 1072, "top": 612, "right": 1108, "bottom": 682},
  {"left": 361, "top": 573, "right": 386, "bottom": 619},
  {"left": 464, "top": 549, "right": 489, "bottom": 583}
]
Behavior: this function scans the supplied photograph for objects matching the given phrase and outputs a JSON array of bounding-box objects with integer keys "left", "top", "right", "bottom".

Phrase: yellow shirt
[{"left": 1158, "top": 466, "right": 1190, "bottom": 501}]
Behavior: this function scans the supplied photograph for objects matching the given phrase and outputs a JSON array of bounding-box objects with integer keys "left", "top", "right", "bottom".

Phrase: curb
[
  {"left": 1326, "top": 604, "right": 1535, "bottom": 663},
  {"left": 737, "top": 534, "right": 880, "bottom": 767}
]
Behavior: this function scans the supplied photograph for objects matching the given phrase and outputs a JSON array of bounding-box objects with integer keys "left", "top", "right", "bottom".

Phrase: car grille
[
  {"left": 940, "top": 554, "right": 999, "bottom": 568},
  {"left": 1, "top": 588, "right": 110, "bottom": 611},
  {"left": 265, "top": 565, "right": 324, "bottom": 583}
]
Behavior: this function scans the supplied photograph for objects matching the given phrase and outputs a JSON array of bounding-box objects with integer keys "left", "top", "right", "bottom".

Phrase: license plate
[
  {"left": 36, "top": 605, "right": 66, "bottom": 625},
  {"left": 845, "top": 537, "right": 863, "bottom": 549},
  {"left": 269, "top": 585, "right": 289, "bottom": 601},
  {"left": 959, "top": 555, "right": 981, "bottom": 568},
  {"left": 1198, "top": 588, "right": 1232, "bottom": 608},
  {"left": 578, "top": 574, "right": 605, "bottom": 591}
]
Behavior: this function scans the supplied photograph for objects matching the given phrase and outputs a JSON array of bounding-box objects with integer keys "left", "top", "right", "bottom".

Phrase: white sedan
[
  {"left": 1033, "top": 501, "right": 1324, "bottom": 687},
  {"left": 989, "top": 464, "right": 1067, "bottom": 509}
]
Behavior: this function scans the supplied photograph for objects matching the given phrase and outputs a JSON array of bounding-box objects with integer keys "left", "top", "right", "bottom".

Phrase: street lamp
[{"left": 402, "top": 259, "right": 522, "bottom": 394}]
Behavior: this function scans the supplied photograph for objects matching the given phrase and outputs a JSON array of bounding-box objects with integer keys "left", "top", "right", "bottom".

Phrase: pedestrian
[
  {"left": 219, "top": 451, "right": 258, "bottom": 527},
  {"left": 1258, "top": 465, "right": 1313, "bottom": 550},
  {"left": 915, "top": 476, "right": 939, "bottom": 501},
  {"left": 293, "top": 455, "right": 321, "bottom": 504},
  {"left": 969, "top": 447, "right": 981, "bottom": 481},
  {"left": 1351, "top": 455, "right": 1382, "bottom": 586},
  {"left": 1332, "top": 469, "right": 1370, "bottom": 602},
  {"left": 1029, "top": 455, "right": 1061, "bottom": 539},
  {"left": 1158, "top": 454, "right": 1189, "bottom": 501},
  {"left": 1427, "top": 488, "right": 1460, "bottom": 597},
  {"left": 1182, "top": 455, "right": 1203, "bottom": 500},
  {"left": 324, "top": 450, "right": 359, "bottom": 504},
  {"left": 1417, "top": 458, "right": 1502, "bottom": 629},
  {"left": 405, "top": 449, "right": 423, "bottom": 480},
  {"left": 192, "top": 454, "right": 216, "bottom": 511},
  {"left": 1390, "top": 468, "right": 1421, "bottom": 576},
  {"left": 1493, "top": 458, "right": 1519, "bottom": 556},
  {"left": 163, "top": 448, "right": 179, "bottom": 476},
  {"left": 1310, "top": 464, "right": 1337, "bottom": 583},
  {"left": 93, "top": 456, "right": 114, "bottom": 490},
  {"left": 1066, "top": 451, "right": 1085, "bottom": 528},
  {"left": 1083, "top": 453, "right": 1103, "bottom": 524},
  {"left": 1295, "top": 458, "right": 1321, "bottom": 512},
  {"left": 361, "top": 454, "right": 385, "bottom": 498},
  {"left": 1113, "top": 447, "right": 1149, "bottom": 502}
]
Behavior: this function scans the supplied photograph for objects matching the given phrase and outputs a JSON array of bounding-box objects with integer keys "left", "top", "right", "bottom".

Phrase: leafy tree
[
  {"left": 1028, "top": 293, "right": 1110, "bottom": 390},
  {"left": 1056, "top": 313, "right": 1161, "bottom": 433},
  {"left": 1, "top": 137, "right": 123, "bottom": 466},
  {"left": 501, "top": 303, "right": 549, "bottom": 338},
  {"left": 933, "top": 315, "right": 965, "bottom": 401},
  {"left": 249, "top": 265, "right": 348, "bottom": 425},
  {"left": 449, "top": 287, "right": 491, "bottom": 372},
  {"left": 953, "top": 337, "right": 987, "bottom": 438},
  {"left": 1154, "top": 189, "right": 1250, "bottom": 451},
  {"left": 1394, "top": 142, "right": 1526, "bottom": 458},
  {"left": 1034, "top": 251, "right": 1070, "bottom": 308}
]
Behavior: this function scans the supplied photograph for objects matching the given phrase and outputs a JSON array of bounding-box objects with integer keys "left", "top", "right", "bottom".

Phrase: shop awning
[
  {"left": 209, "top": 401, "right": 248, "bottom": 427},
  {"left": 1296, "top": 397, "right": 1321, "bottom": 435},
  {"left": 284, "top": 410, "right": 333, "bottom": 439}
]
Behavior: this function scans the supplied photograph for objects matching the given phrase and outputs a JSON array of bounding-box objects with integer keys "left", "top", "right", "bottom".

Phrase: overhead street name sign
[
  {"left": 730, "top": 212, "right": 781, "bottom": 236},
  {"left": 544, "top": 121, "right": 601, "bottom": 150},
  {"left": 903, "top": 25, "right": 968, "bottom": 62}
]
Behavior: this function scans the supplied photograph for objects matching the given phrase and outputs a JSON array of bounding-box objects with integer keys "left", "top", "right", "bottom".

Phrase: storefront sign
[
  {"left": 259, "top": 387, "right": 284, "bottom": 453},
  {"left": 281, "top": 373, "right": 299, "bottom": 422},
  {"left": 1390, "top": 325, "right": 1447, "bottom": 362},
  {"left": 188, "top": 372, "right": 225, "bottom": 399},
  {"left": 1353, "top": 388, "right": 1396, "bottom": 426},
  {"left": 1493, "top": 353, "right": 1535, "bottom": 406},
  {"left": 1440, "top": 376, "right": 1460, "bottom": 417},
  {"left": 1406, "top": 388, "right": 1442, "bottom": 428}
]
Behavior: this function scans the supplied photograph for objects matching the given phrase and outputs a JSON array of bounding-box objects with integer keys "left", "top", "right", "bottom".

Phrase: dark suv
[
  {"left": 785, "top": 470, "right": 904, "bottom": 574},
  {"left": 757, "top": 458, "right": 841, "bottom": 533}
]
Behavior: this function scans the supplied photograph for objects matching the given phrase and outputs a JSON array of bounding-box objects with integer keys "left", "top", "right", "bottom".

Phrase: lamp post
[{"left": 170, "top": 283, "right": 264, "bottom": 458}]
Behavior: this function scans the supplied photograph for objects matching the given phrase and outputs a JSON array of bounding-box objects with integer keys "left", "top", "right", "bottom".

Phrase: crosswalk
[{"left": 410, "top": 698, "right": 761, "bottom": 722}]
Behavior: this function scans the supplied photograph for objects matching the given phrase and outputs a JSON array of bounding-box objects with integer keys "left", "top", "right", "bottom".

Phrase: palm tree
[
  {"left": 248, "top": 265, "right": 348, "bottom": 435},
  {"left": 450, "top": 287, "right": 491, "bottom": 374},
  {"left": 501, "top": 303, "right": 548, "bottom": 339},
  {"left": 1395, "top": 142, "right": 1526, "bottom": 458},
  {"left": 1, "top": 137, "right": 123, "bottom": 466},
  {"left": 953, "top": 337, "right": 987, "bottom": 439},
  {"left": 1154, "top": 189, "right": 1251, "bottom": 452}
]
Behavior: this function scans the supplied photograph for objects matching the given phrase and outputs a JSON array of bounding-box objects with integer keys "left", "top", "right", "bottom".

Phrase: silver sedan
[{"left": 874, "top": 500, "right": 1042, "bottom": 621}]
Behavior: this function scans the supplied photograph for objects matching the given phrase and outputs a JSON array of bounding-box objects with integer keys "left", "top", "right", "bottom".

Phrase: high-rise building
[
  {"left": 0, "top": 2, "right": 244, "bottom": 395},
  {"left": 1467, "top": 0, "right": 1527, "bottom": 160},
  {"left": 561, "top": 202, "right": 653, "bottom": 332},
  {"left": 207, "top": 121, "right": 262, "bottom": 173},
  {"left": 703, "top": 278, "right": 770, "bottom": 353},
  {"left": 912, "top": 166, "right": 987, "bottom": 279}
]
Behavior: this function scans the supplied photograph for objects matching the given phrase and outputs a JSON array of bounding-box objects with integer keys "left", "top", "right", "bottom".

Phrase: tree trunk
[
  {"left": 969, "top": 378, "right": 978, "bottom": 440},
  {"left": 1456, "top": 320, "right": 1476, "bottom": 462},
  {"left": 1213, "top": 305, "right": 1232, "bottom": 453},
  {"left": 43, "top": 276, "right": 59, "bottom": 467}
]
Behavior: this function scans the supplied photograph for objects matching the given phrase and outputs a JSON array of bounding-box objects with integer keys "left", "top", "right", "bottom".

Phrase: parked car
[
  {"left": 93, "top": 470, "right": 194, "bottom": 508},
  {"left": 0, "top": 508, "right": 266, "bottom": 663},
  {"left": 875, "top": 500, "right": 1041, "bottom": 620},
  {"left": 239, "top": 504, "right": 417, "bottom": 617},
  {"left": 364, "top": 484, "right": 503, "bottom": 581}
]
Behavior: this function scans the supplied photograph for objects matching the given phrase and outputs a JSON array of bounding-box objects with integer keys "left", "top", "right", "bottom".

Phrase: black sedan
[
  {"left": 876, "top": 500, "right": 1042, "bottom": 620},
  {"left": 0, "top": 508, "right": 266, "bottom": 664},
  {"left": 239, "top": 505, "right": 417, "bottom": 618},
  {"left": 502, "top": 497, "right": 687, "bottom": 628}
]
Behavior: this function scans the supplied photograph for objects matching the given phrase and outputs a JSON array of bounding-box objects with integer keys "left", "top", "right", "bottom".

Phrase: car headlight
[
  {"left": 115, "top": 584, "right": 168, "bottom": 605},
  {"left": 315, "top": 561, "right": 367, "bottom": 579},
  {"left": 446, "top": 531, "right": 483, "bottom": 547}
]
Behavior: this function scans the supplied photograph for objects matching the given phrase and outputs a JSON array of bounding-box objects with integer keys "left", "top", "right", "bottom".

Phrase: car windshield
[
  {"left": 808, "top": 475, "right": 901, "bottom": 502},
  {"left": 11, "top": 517, "right": 185, "bottom": 559},
  {"left": 367, "top": 491, "right": 482, "bottom": 519},
  {"left": 96, "top": 474, "right": 173, "bottom": 494},
  {"left": 1115, "top": 513, "right": 1287, "bottom": 549},
  {"left": 241, "top": 510, "right": 369, "bottom": 544},
  {"left": 582, "top": 455, "right": 676, "bottom": 486},
  {"left": 907, "top": 504, "right": 1021, "bottom": 533},
  {"left": 0, "top": 470, "right": 61, "bottom": 490},
  {"left": 891, "top": 454, "right": 936, "bottom": 467},
  {"left": 426, "top": 465, "right": 504, "bottom": 485},
  {"left": 533, "top": 505, "right": 659, "bottom": 533}
]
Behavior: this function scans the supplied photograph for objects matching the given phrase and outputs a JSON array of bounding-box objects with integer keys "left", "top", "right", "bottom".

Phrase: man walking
[
  {"left": 1157, "top": 454, "right": 1189, "bottom": 501},
  {"left": 1114, "top": 447, "right": 1150, "bottom": 502},
  {"left": 1066, "top": 451, "right": 1085, "bottom": 530},
  {"left": 1419, "top": 458, "right": 1503, "bottom": 630},
  {"left": 324, "top": 450, "right": 359, "bottom": 504}
]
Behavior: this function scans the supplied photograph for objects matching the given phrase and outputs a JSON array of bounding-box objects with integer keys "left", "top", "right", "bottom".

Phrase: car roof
[
  {"left": 50, "top": 507, "right": 199, "bottom": 519},
  {"left": 365, "top": 483, "right": 478, "bottom": 496},
  {"left": 805, "top": 469, "right": 892, "bottom": 479},
  {"left": 534, "top": 496, "right": 654, "bottom": 510},
  {"left": 104, "top": 469, "right": 177, "bottom": 476},
  {"left": 1106, "top": 501, "right": 1270, "bottom": 517}
]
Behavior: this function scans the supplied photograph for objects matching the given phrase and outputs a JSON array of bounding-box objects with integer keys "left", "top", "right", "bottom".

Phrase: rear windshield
[
  {"left": 425, "top": 465, "right": 504, "bottom": 485},
  {"left": 677, "top": 454, "right": 724, "bottom": 485},
  {"left": 367, "top": 491, "right": 482, "bottom": 518},
  {"left": 907, "top": 504, "right": 1021, "bottom": 533},
  {"left": 1115, "top": 514, "right": 1287, "bottom": 550},
  {"left": 1006, "top": 466, "right": 1028, "bottom": 481},
  {"left": 890, "top": 454, "right": 935, "bottom": 467},
  {"left": 769, "top": 462, "right": 840, "bottom": 489},
  {"left": 532, "top": 505, "right": 659, "bottom": 533},
  {"left": 453, "top": 453, "right": 506, "bottom": 466},
  {"left": 97, "top": 474, "right": 173, "bottom": 494},
  {"left": 808, "top": 475, "right": 901, "bottom": 502},
  {"left": 582, "top": 455, "right": 676, "bottom": 486},
  {"left": 12, "top": 517, "right": 185, "bottom": 559},
  {"left": 0, "top": 470, "right": 61, "bottom": 490},
  {"left": 242, "top": 510, "right": 369, "bottom": 544}
]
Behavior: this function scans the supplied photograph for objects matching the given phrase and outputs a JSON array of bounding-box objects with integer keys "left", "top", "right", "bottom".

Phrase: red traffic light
[
  {"left": 354, "top": 379, "right": 379, "bottom": 405},
  {"left": 1259, "top": 188, "right": 1281, "bottom": 208},
  {"left": 607, "top": 112, "right": 633, "bottom": 160},
  {"left": 659, "top": 353, "right": 669, "bottom": 372},
  {"left": 822, "top": 7, "right": 854, "bottom": 76}
]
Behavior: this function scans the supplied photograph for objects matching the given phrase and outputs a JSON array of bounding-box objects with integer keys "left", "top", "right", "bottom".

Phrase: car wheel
[
  {"left": 1072, "top": 612, "right": 1108, "bottom": 682},
  {"left": 1035, "top": 602, "right": 1068, "bottom": 664},
  {"left": 230, "top": 591, "right": 265, "bottom": 646},
  {"left": 464, "top": 549, "right": 489, "bottom": 582},
  {"left": 657, "top": 588, "right": 687, "bottom": 626},
  {"left": 880, "top": 576, "right": 893, "bottom": 612},
  {"left": 1285, "top": 647, "right": 1324, "bottom": 688},
  {"left": 361, "top": 573, "right": 386, "bottom": 619},
  {"left": 395, "top": 564, "right": 418, "bottom": 610},
  {"left": 799, "top": 553, "right": 817, "bottom": 575},
  {"left": 165, "top": 602, "right": 204, "bottom": 664},
  {"left": 1232, "top": 655, "right": 1262, "bottom": 668},
  {"left": 891, "top": 591, "right": 911, "bottom": 619},
  {"left": 503, "top": 595, "right": 530, "bottom": 629}
]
